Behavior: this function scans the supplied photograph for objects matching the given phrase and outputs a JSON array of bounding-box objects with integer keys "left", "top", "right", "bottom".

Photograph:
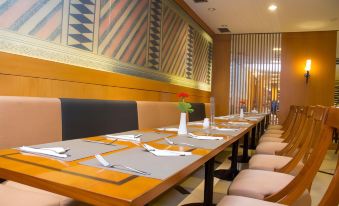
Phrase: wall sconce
[{"left": 304, "top": 59, "right": 311, "bottom": 84}]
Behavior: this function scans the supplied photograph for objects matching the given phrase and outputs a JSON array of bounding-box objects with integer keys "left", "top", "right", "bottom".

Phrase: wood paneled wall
[
  {"left": 0, "top": 52, "right": 210, "bottom": 102},
  {"left": 211, "top": 34, "right": 231, "bottom": 116},
  {"left": 279, "top": 31, "right": 337, "bottom": 122}
]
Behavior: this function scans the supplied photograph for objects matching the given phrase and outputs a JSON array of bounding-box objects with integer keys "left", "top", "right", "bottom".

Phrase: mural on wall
[{"left": 0, "top": 0, "right": 213, "bottom": 91}]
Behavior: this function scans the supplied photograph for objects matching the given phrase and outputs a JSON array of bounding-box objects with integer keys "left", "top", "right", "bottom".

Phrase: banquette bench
[{"left": 0, "top": 96, "right": 210, "bottom": 206}]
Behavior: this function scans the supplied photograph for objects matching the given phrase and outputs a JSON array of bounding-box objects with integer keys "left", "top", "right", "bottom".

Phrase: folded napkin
[
  {"left": 157, "top": 128, "right": 179, "bottom": 132},
  {"left": 188, "top": 133, "right": 223, "bottom": 140},
  {"left": 228, "top": 121, "right": 250, "bottom": 125},
  {"left": 19, "top": 146, "right": 68, "bottom": 158},
  {"left": 245, "top": 117, "right": 260, "bottom": 121},
  {"left": 142, "top": 144, "right": 192, "bottom": 156},
  {"left": 214, "top": 127, "right": 239, "bottom": 132},
  {"left": 188, "top": 122, "right": 203, "bottom": 126},
  {"left": 106, "top": 134, "right": 141, "bottom": 142}
]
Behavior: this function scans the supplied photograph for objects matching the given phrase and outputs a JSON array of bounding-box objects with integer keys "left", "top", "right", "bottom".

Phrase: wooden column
[{"left": 211, "top": 34, "right": 231, "bottom": 116}]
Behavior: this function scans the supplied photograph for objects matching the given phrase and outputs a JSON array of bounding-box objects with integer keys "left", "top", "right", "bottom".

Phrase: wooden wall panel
[
  {"left": 279, "top": 31, "right": 337, "bottom": 122},
  {"left": 211, "top": 34, "right": 231, "bottom": 116},
  {"left": 0, "top": 52, "right": 210, "bottom": 102}
]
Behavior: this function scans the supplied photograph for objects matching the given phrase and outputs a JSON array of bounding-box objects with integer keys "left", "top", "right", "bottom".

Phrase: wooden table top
[{"left": 0, "top": 116, "right": 265, "bottom": 206}]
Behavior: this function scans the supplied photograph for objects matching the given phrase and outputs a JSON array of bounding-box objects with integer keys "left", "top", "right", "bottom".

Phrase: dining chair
[
  {"left": 266, "top": 105, "right": 296, "bottom": 131},
  {"left": 226, "top": 106, "right": 336, "bottom": 205},
  {"left": 249, "top": 106, "right": 327, "bottom": 176},
  {"left": 217, "top": 154, "right": 338, "bottom": 206}
]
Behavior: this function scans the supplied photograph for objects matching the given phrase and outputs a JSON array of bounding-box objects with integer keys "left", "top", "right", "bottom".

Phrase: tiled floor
[{"left": 149, "top": 149, "right": 338, "bottom": 206}]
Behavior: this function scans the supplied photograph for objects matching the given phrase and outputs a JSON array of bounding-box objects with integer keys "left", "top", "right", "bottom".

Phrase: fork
[
  {"left": 95, "top": 154, "right": 151, "bottom": 175},
  {"left": 164, "top": 138, "right": 195, "bottom": 147}
]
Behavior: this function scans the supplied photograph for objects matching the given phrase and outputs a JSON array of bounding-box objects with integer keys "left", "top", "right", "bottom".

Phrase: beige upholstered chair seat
[
  {"left": 228, "top": 169, "right": 294, "bottom": 199},
  {"left": 264, "top": 129, "right": 284, "bottom": 135},
  {"left": 259, "top": 136, "right": 285, "bottom": 143},
  {"left": 267, "top": 125, "right": 283, "bottom": 130},
  {"left": 261, "top": 133, "right": 283, "bottom": 138},
  {"left": 217, "top": 195, "right": 286, "bottom": 206},
  {"left": 249, "top": 154, "right": 304, "bottom": 176},
  {"left": 3, "top": 181, "right": 89, "bottom": 206},
  {"left": 256, "top": 142, "right": 288, "bottom": 154},
  {"left": 0, "top": 184, "right": 60, "bottom": 206}
]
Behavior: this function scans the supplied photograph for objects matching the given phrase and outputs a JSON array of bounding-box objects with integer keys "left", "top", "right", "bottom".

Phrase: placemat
[
  {"left": 24, "top": 139, "right": 126, "bottom": 161},
  {"left": 109, "top": 131, "right": 173, "bottom": 142},
  {"left": 157, "top": 135, "right": 226, "bottom": 150},
  {"left": 80, "top": 147, "right": 201, "bottom": 180}
]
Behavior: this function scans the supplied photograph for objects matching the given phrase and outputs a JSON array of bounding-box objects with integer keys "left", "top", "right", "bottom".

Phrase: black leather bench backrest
[
  {"left": 189, "top": 103, "right": 206, "bottom": 122},
  {"left": 60, "top": 98, "right": 138, "bottom": 140}
]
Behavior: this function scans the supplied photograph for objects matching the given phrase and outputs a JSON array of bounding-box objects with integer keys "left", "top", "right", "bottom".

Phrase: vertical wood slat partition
[{"left": 229, "top": 33, "right": 282, "bottom": 118}]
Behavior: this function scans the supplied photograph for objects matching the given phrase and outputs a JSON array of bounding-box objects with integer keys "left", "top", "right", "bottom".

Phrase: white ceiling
[{"left": 184, "top": 0, "right": 339, "bottom": 34}]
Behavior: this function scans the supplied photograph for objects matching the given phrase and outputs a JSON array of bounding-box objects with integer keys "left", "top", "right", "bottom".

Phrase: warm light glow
[
  {"left": 305, "top": 59, "right": 312, "bottom": 72},
  {"left": 273, "top": 47, "right": 281, "bottom": 51},
  {"left": 268, "top": 4, "right": 278, "bottom": 11}
]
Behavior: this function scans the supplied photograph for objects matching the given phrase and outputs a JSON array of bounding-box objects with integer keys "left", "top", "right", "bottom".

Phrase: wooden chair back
[{"left": 265, "top": 107, "right": 335, "bottom": 204}]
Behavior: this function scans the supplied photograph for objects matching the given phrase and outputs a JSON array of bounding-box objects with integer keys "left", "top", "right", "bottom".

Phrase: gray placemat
[
  {"left": 160, "top": 125, "right": 203, "bottom": 133},
  {"left": 80, "top": 147, "right": 201, "bottom": 180},
  {"left": 199, "top": 128, "right": 241, "bottom": 136},
  {"left": 26, "top": 139, "right": 126, "bottom": 161},
  {"left": 157, "top": 135, "right": 226, "bottom": 150},
  {"left": 109, "top": 131, "right": 173, "bottom": 142}
]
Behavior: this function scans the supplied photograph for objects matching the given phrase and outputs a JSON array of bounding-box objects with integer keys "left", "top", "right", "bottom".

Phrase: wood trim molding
[
  {"left": 0, "top": 52, "right": 210, "bottom": 102},
  {"left": 174, "top": 0, "right": 215, "bottom": 37}
]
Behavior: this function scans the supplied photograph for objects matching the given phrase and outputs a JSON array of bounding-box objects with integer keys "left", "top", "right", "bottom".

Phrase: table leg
[
  {"left": 214, "top": 140, "right": 239, "bottom": 181},
  {"left": 250, "top": 126, "right": 256, "bottom": 149},
  {"left": 182, "top": 158, "right": 216, "bottom": 206},
  {"left": 241, "top": 132, "right": 250, "bottom": 163}
]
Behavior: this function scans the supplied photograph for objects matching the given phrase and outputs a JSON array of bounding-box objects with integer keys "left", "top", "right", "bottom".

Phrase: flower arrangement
[{"left": 177, "top": 92, "right": 194, "bottom": 113}]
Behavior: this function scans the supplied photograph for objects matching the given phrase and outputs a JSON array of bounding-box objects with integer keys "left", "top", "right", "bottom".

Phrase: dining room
[{"left": 0, "top": 0, "right": 338, "bottom": 206}]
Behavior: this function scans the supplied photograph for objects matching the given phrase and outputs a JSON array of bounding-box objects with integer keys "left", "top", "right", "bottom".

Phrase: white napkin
[
  {"left": 245, "top": 117, "right": 260, "bottom": 121},
  {"left": 106, "top": 134, "right": 141, "bottom": 142},
  {"left": 157, "top": 128, "right": 179, "bottom": 132},
  {"left": 188, "top": 122, "right": 203, "bottom": 126},
  {"left": 143, "top": 144, "right": 192, "bottom": 156},
  {"left": 214, "top": 127, "right": 239, "bottom": 132},
  {"left": 228, "top": 121, "right": 250, "bottom": 125},
  {"left": 19, "top": 146, "right": 68, "bottom": 158},
  {"left": 188, "top": 133, "right": 223, "bottom": 140}
]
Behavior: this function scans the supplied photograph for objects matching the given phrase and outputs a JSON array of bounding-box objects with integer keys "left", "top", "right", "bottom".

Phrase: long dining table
[{"left": 0, "top": 114, "right": 267, "bottom": 206}]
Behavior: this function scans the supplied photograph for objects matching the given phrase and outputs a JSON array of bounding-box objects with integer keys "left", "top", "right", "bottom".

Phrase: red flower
[{"left": 177, "top": 92, "right": 189, "bottom": 98}]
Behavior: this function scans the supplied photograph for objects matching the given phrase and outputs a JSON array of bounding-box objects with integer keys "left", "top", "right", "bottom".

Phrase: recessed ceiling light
[
  {"left": 268, "top": 4, "right": 278, "bottom": 12},
  {"left": 273, "top": 47, "right": 281, "bottom": 51},
  {"left": 208, "top": 8, "right": 216, "bottom": 11}
]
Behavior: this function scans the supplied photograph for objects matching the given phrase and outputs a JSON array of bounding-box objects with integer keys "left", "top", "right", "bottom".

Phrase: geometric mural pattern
[
  {"left": 0, "top": 0, "right": 213, "bottom": 85},
  {"left": 207, "top": 42, "right": 213, "bottom": 84},
  {"left": 0, "top": 0, "right": 63, "bottom": 43},
  {"left": 186, "top": 25, "right": 194, "bottom": 79},
  {"left": 67, "top": 0, "right": 96, "bottom": 51},
  {"left": 98, "top": 0, "right": 149, "bottom": 66},
  {"left": 148, "top": 0, "right": 162, "bottom": 70},
  {"left": 161, "top": 5, "right": 188, "bottom": 77},
  {"left": 192, "top": 30, "right": 210, "bottom": 83}
]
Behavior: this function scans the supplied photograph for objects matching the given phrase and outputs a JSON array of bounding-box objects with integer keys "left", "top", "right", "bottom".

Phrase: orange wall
[
  {"left": 211, "top": 34, "right": 231, "bottom": 116},
  {"left": 279, "top": 31, "right": 337, "bottom": 122},
  {"left": 0, "top": 52, "right": 210, "bottom": 102}
]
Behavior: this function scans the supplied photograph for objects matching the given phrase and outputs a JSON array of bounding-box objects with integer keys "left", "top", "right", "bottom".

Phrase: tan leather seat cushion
[
  {"left": 267, "top": 125, "right": 283, "bottom": 130},
  {"left": 265, "top": 129, "right": 284, "bottom": 134},
  {"left": 228, "top": 169, "right": 294, "bottom": 200},
  {"left": 0, "top": 96, "right": 62, "bottom": 149},
  {"left": 256, "top": 142, "right": 288, "bottom": 155},
  {"left": 0, "top": 184, "right": 60, "bottom": 206},
  {"left": 205, "top": 103, "right": 210, "bottom": 117},
  {"left": 3, "top": 181, "right": 90, "bottom": 206},
  {"left": 136, "top": 101, "right": 181, "bottom": 129},
  {"left": 249, "top": 154, "right": 304, "bottom": 176},
  {"left": 217, "top": 195, "right": 286, "bottom": 206},
  {"left": 261, "top": 133, "right": 283, "bottom": 138},
  {"left": 259, "top": 136, "right": 284, "bottom": 143}
]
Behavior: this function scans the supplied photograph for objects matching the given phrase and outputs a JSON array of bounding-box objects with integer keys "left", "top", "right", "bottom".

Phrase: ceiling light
[
  {"left": 268, "top": 4, "right": 277, "bottom": 12},
  {"left": 208, "top": 8, "right": 216, "bottom": 11},
  {"left": 273, "top": 48, "right": 281, "bottom": 51}
]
